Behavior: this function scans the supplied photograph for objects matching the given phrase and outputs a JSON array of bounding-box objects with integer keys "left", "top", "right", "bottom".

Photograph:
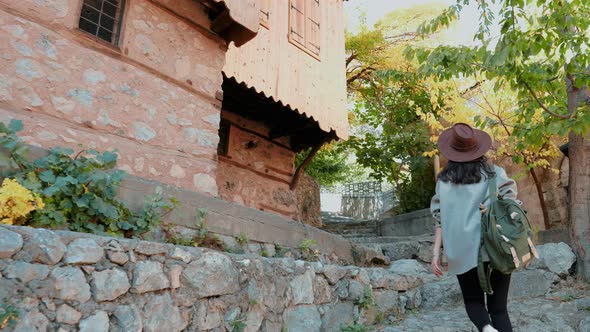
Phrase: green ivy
[
  {"left": 338, "top": 323, "right": 370, "bottom": 332},
  {"left": 0, "top": 120, "right": 175, "bottom": 238}
]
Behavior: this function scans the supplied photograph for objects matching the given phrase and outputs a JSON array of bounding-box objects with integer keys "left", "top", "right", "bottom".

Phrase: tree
[
  {"left": 296, "top": 143, "right": 366, "bottom": 188},
  {"left": 425, "top": 79, "right": 562, "bottom": 229},
  {"left": 345, "top": 5, "right": 451, "bottom": 213},
  {"left": 407, "top": 0, "right": 590, "bottom": 278}
]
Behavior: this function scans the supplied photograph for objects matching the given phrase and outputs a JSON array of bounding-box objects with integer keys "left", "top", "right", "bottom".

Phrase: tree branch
[
  {"left": 521, "top": 79, "right": 575, "bottom": 119},
  {"left": 347, "top": 67, "right": 375, "bottom": 86},
  {"left": 346, "top": 52, "right": 358, "bottom": 67}
]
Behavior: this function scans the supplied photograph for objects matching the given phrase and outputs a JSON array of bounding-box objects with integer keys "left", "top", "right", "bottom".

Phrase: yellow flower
[{"left": 0, "top": 178, "right": 44, "bottom": 225}]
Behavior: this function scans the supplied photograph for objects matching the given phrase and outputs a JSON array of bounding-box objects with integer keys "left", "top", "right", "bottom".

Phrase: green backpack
[{"left": 478, "top": 175, "right": 539, "bottom": 294}]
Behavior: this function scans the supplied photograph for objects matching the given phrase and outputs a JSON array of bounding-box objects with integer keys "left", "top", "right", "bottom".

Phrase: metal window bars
[{"left": 78, "top": 0, "right": 125, "bottom": 45}]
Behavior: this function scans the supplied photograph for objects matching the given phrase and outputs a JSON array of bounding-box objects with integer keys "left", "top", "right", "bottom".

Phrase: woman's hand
[
  {"left": 431, "top": 252, "right": 443, "bottom": 277},
  {"left": 432, "top": 227, "right": 443, "bottom": 277},
  {"left": 479, "top": 203, "right": 487, "bottom": 214}
]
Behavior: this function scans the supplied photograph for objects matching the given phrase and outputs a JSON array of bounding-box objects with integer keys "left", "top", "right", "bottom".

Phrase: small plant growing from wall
[
  {"left": 354, "top": 285, "right": 376, "bottom": 310},
  {"left": 0, "top": 303, "right": 19, "bottom": 329},
  {"left": 274, "top": 243, "right": 288, "bottom": 257},
  {"left": 338, "top": 323, "right": 370, "bottom": 332},
  {"left": 167, "top": 208, "right": 223, "bottom": 250},
  {"left": 224, "top": 244, "right": 245, "bottom": 255},
  {"left": 299, "top": 238, "right": 320, "bottom": 260},
  {"left": 236, "top": 232, "right": 249, "bottom": 246},
  {"left": 231, "top": 317, "right": 246, "bottom": 332}
]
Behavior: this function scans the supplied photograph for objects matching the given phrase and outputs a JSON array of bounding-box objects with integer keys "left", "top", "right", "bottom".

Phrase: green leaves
[
  {"left": 408, "top": 0, "right": 589, "bottom": 168},
  {"left": 8, "top": 119, "right": 23, "bottom": 132},
  {"left": 0, "top": 120, "right": 177, "bottom": 238},
  {"left": 38, "top": 170, "right": 55, "bottom": 183}
]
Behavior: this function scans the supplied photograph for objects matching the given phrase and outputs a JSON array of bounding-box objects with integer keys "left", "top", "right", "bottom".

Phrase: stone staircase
[
  {"left": 321, "top": 212, "right": 434, "bottom": 263},
  {"left": 321, "top": 219, "right": 379, "bottom": 239},
  {"left": 321, "top": 213, "right": 590, "bottom": 332}
]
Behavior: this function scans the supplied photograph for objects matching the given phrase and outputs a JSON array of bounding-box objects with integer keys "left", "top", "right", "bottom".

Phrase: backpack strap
[
  {"left": 481, "top": 174, "right": 498, "bottom": 205},
  {"left": 477, "top": 222, "right": 494, "bottom": 294},
  {"left": 478, "top": 173, "right": 497, "bottom": 295}
]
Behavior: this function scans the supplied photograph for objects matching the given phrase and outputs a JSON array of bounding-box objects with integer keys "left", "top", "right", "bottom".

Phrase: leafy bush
[
  {"left": 394, "top": 157, "right": 435, "bottom": 214},
  {"left": 0, "top": 120, "right": 174, "bottom": 238}
]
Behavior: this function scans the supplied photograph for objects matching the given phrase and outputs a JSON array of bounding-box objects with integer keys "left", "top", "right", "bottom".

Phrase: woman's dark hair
[{"left": 438, "top": 156, "right": 496, "bottom": 184}]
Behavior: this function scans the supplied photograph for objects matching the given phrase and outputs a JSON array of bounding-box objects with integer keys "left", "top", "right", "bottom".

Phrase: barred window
[
  {"left": 79, "top": 0, "right": 125, "bottom": 45},
  {"left": 289, "top": 0, "right": 320, "bottom": 59}
]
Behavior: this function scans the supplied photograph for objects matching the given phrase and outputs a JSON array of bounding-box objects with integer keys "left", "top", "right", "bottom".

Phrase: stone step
[
  {"left": 349, "top": 235, "right": 433, "bottom": 244},
  {"left": 322, "top": 224, "right": 377, "bottom": 229},
  {"left": 321, "top": 224, "right": 378, "bottom": 232},
  {"left": 340, "top": 233, "right": 380, "bottom": 239},
  {"left": 322, "top": 218, "right": 377, "bottom": 226},
  {"left": 323, "top": 228, "right": 378, "bottom": 236}
]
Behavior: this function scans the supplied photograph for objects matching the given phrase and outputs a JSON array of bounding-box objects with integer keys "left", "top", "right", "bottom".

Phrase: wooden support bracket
[{"left": 290, "top": 132, "right": 335, "bottom": 190}]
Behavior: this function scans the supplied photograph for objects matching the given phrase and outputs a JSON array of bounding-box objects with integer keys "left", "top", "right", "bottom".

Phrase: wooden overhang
[
  {"left": 221, "top": 74, "right": 336, "bottom": 152},
  {"left": 204, "top": 0, "right": 259, "bottom": 46}
]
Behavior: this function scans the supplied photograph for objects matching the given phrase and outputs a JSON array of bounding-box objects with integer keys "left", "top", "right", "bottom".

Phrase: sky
[{"left": 344, "top": 0, "right": 496, "bottom": 46}]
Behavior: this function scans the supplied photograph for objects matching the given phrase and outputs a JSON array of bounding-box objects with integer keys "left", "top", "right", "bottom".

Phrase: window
[
  {"left": 289, "top": 0, "right": 320, "bottom": 59},
  {"left": 259, "top": 0, "right": 270, "bottom": 29},
  {"left": 79, "top": 0, "right": 125, "bottom": 45}
]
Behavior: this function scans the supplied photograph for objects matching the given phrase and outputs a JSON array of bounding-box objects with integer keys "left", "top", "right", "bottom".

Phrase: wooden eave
[
  {"left": 221, "top": 74, "right": 335, "bottom": 152},
  {"left": 204, "top": 0, "right": 259, "bottom": 46}
]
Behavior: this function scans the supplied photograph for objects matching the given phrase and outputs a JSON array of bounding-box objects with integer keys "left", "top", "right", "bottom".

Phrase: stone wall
[
  {"left": 0, "top": 225, "right": 579, "bottom": 332},
  {"left": 0, "top": 0, "right": 226, "bottom": 196},
  {"left": 341, "top": 196, "right": 383, "bottom": 221},
  {"left": 0, "top": 225, "right": 432, "bottom": 331},
  {"left": 502, "top": 156, "right": 569, "bottom": 231},
  {"left": 379, "top": 209, "right": 435, "bottom": 238},
  {"left": 0, "top": 143, "right": 380, "bottom": 266}
]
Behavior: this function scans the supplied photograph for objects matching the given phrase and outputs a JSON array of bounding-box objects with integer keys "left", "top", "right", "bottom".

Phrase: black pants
[{"left": 456, "top": 264, "right": 512, "bottom": 332}]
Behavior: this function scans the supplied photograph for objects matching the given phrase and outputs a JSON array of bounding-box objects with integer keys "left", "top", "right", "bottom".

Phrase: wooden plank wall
[{"left": 223, "top": 0, "right": 348, "bottom": 139}]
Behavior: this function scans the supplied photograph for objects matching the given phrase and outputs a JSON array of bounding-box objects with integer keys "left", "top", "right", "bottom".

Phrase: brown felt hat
[{"left": 438, "top": 123, "right": 492, "bottom": 162}]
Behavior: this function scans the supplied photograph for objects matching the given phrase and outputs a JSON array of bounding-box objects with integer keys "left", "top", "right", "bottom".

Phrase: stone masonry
[
  {"left": 1, "top": 225, "right": 588, "bottom": 331},
  {"left": 0, "top": 0, "right": 227, "bottom": 196}
]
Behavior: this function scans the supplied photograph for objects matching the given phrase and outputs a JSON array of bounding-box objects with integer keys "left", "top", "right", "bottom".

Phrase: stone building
[{"left": 0, "top": 0, "right": 348, "bottom": 220}]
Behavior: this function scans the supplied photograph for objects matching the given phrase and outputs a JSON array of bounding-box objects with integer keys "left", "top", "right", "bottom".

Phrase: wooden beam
[
  {"left": 269, "top": 124, "right": 315, "bottom": 140},
  {"left": 290, "top": 132, "right": 334, "bottom": 190},
  {"left": 211, "top": 8, "right": 233, "bottom": 35}
]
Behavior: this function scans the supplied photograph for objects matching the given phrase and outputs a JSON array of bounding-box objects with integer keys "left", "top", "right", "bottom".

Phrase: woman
[{"left": 430, "top": 123, "right": 518, "bottom": 332}]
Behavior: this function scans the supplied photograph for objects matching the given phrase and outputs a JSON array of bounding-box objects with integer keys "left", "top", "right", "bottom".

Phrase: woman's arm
[
  {"left": 432, "top": 227, "right": 443, "bottom": 277},
  {"left": 430, "top": 181, "right": 443, "bottom": 277}
]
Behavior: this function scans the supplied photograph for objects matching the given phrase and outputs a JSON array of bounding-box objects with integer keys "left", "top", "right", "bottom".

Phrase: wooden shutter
[
  {"left": 290, "top": 0, "right": 305, "bottom": 45},
  {"left": 305, "top": 0, "right": 320, "bottom": 56},
  {"left": 259, "top": 0, "right": 270, "bottom": 27}
]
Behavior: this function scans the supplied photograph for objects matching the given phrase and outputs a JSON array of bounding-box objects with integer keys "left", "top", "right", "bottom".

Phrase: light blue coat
[{"left": 430, "top": 165, "right": 518, "bottom": 275}]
